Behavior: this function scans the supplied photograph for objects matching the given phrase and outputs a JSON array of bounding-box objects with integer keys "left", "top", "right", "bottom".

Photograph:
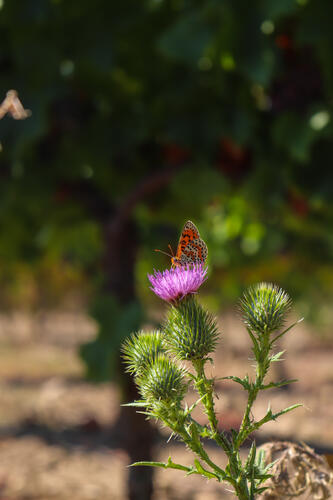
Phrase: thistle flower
[
  {"left": 139, "top": 354, "right": 187, "bottom": 405},
  {"left": 148, "top": 263, "right": 208, "bottom": 303},
  {"left": 164, "top": 296, "right": 219, "bottom": 361},
  {"left": 239, "top": 282, "right": 292, "bottom": 336},
  {"left": 121, "top": 330, "right": 165, "bottom": 378}
]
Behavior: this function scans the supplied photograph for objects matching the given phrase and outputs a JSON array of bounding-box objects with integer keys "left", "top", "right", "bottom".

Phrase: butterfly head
[{"left": 171, "top": 256, "right": 181, "bottom": 268}]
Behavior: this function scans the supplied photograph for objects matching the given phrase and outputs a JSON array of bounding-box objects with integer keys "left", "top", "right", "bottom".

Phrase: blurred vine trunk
[
  {"left": 103, "top": 216, "right": 154, "bottom": 500},
  {"left": 73, "top": 166, "right": 179, "bottom": 499}
]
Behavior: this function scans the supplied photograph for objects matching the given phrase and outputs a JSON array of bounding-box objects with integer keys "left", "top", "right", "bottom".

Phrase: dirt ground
[{"left": 0, "top": 309, "right": 332, "bottom": 499}]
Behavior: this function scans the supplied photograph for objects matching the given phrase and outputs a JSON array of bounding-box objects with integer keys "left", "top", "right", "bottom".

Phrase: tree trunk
[{"left": 103, "top": 216, "right": 155, "bottom": 500}]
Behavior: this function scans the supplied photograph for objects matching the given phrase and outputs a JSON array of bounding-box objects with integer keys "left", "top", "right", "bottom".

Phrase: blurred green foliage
[{"left": 0, "top": 0, "right": 332, "bottom": 343}]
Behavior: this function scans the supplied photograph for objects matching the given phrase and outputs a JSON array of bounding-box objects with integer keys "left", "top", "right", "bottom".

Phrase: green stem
[
  {"left": 237, "top": 395, "right": 256, "bottom": 447},
  {"left": 192, "top": 360, "right": 231, "bottom": 454},
  {"left": 234, "top": 479, "right": 251, "bottom": 500},
  {"left": 236, "top": 336, "right": 270, "bottom": 448},
  {"left": 191, "top": 360, "right": 252, "bottom": 498},
  {"left": 192, "top": 359, "right": 219, "bottom": 431},
  {"left": 174, "top": 420, "right": 227, "bottom": 481}
]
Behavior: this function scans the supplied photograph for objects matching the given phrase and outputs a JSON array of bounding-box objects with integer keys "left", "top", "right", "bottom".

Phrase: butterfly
[{"left": 156, "top": 220, "right": 208, "bottom": 267}]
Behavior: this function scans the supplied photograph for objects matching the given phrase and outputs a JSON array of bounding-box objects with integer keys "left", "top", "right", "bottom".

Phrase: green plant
[{"left": 122, "top": 265, "right": 302, "bottom": 499}]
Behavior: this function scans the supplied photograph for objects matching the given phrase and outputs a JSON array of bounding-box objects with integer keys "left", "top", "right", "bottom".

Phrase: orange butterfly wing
[{"left": 172, "top": 221, "right": 208, "bottom": 266}]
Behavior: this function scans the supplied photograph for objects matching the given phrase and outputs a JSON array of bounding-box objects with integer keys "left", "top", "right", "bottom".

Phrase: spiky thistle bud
[
  {"left": 121, "top": 330, "right": 165, "bottom": 378},
  {"left": 239, "top": 283, "right": 292, "bottom": 336},
  {"left": 138, "top": 355, "right": 187, "bottom": 406},
  {"left": 164, "top": 296, "right": 219, "bottom": 361}
]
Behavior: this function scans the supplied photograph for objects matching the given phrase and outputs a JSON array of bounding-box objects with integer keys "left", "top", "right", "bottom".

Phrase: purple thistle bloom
[{"left": 148, "top": 263, "right": 208, "bottom": 303}]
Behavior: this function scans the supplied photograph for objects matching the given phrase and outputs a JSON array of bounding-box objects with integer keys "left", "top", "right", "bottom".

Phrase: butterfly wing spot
[
  {"left": 180, "top": 239, "right": 207, "bottom": 264},
  {"left": 172, "top": 220, "right": 208, "bottom": 266},
  {"left": 176, "top": 221, "right": 200, "bottom": 259},
  {"left": 183, "top": 221, "right": 200, "bottom": 237},
  {"left": 179, "top": 254, "right": 193, "bottom": 265},
  {"left": 179, "top": 234, "right": 192, "bottom": 249},
  {"left": 196, "top": 238, "right": 208, "bottom": 260}
]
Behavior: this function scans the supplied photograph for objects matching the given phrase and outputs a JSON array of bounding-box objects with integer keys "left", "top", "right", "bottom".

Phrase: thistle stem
[
  {"left": 191, "top": 359, "right": 253, "bottom": 498},
  {"left": 192, "top": 359, "right": 219, "bottom": 431},
  {"left": 171, "top": 418, "right": 227, "bottom": 481},
  {"left": 236, "top": 333, "right": 270, "bottom": 448}
]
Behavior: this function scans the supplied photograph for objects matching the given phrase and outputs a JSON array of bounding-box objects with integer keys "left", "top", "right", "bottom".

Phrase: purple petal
[{"left": 148, "top": 263, "right": 208, "bottom": 303}]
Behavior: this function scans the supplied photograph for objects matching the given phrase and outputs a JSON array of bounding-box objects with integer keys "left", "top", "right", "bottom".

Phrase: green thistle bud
[
  {"left": 164, "top": 297, "right": 219, "bottom": 361},
  {"left": 239, "top": 282, "right": 292, "bottom": 336},
  {"left": 139, "top": 355, "right": 187, "bottom": 405},
  {"left": 121, "top": 330, "right": 165, "bottom": 377}
]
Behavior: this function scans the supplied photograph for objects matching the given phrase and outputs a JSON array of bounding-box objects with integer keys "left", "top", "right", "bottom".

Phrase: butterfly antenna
[
  {"left": 154, "top": 248, "right": 173, "bottom": 258},
  {"left": 168, "top": 244, "right": 175, "bottom": 257}
]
